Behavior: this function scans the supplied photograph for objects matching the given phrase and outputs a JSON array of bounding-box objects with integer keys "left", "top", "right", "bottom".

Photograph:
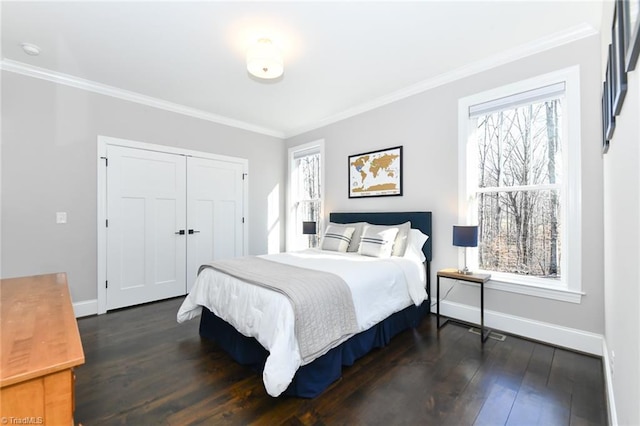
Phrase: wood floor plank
[
  {"left": 441, "top": 330, "right": 521, "bottom": 425},
  {"left": 506, "top": 344, "right": 571, "bottom": 426},
  {"left": 74, "top": 297, "right": 608, "bottom": 426}
]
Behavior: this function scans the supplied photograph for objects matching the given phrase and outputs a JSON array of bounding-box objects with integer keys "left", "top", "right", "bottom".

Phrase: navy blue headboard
[{"left": 328, "top": 211, "right": 432, "bottom": 261}]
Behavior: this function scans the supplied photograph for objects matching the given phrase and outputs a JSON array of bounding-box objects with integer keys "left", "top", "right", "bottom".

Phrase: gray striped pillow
[
  {"left": 320, "top": 225, "right": 356, "bottom": 252},
  {"left": 358, "top": 225, "right": 400, "bottom": 258}
]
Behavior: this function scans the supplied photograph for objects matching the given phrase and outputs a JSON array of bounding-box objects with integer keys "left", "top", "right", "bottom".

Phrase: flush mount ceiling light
[
  {"left": 21, "top": 42, "right": 41, "bottom": 56},
  {"left": 246, "top": 38, "right": 283, "bottom": 80}
]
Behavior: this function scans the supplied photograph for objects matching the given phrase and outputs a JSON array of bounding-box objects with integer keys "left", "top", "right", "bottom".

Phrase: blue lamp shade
[
  {"left": 453, "top": 225, "right": 478, "bottom": 247},
  {"left": 302, "top": 221, "right": 317, "bottom": 235}
]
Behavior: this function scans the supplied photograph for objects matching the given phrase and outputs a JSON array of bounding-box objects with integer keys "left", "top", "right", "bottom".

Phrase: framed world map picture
[{"left": 348, "top": 146, "right": 403, "bottom": 198}]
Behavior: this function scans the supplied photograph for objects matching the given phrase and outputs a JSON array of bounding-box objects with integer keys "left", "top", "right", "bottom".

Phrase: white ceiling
[{"left": 1, "top": 1, "right": 604, "bottom": 138}]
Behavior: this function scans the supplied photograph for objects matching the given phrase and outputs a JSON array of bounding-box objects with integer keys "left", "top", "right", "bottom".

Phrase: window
[
  {"left": 458, "top": 67, "right": 582, "bottom": 302},
  {"left": 288, "top": 140, "right": 324, "bottom": 251}
]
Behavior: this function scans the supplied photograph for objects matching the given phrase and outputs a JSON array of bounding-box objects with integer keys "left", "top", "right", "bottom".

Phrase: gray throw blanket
[{"left": 199, "top": 256, "right": 359, "bottom": 363}]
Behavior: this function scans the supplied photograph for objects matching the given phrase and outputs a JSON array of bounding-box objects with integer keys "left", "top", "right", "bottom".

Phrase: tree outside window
[
  {"left": 290, "top": 145, "right": 322, "bottom": 250},
  {"left": 474, "top": 98, "right": 562, "bottom": 280}
]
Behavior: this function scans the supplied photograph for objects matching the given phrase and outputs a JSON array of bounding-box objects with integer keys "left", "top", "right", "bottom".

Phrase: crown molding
[
  {"left": 0, "top": 59, "right": 285, "bottom": 139},
  {"left": 1, "top": 22, "right": 598, "bottom": 141},
  {"left": 285, "top": 23, "right": 598, "bottom": 138}
]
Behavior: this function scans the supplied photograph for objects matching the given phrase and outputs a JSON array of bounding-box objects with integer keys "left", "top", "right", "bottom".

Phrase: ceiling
[{"left": 1, "top": 1, "right": 604, "bottom": 138}]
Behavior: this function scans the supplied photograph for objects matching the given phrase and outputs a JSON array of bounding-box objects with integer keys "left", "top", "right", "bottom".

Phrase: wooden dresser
[{"left": 1, "top": 273, "right": 85, "bottom": 424}]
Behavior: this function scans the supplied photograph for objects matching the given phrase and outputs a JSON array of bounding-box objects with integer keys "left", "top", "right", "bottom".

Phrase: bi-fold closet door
[
  {"left": 106, "top": 145, "right": 244, "bottom": 311},
  {"left": 185, "top": 156, "right": 244, "bottom": 291}
]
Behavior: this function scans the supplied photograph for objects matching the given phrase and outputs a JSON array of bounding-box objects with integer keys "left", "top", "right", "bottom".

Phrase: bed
[{"left": 177, "top": 211, "right": 432, "bottom": 398}]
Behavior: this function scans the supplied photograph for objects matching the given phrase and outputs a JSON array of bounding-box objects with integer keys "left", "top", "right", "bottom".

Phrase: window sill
[{"left": 460, "top": 271, "right": 584, "bottom": 303}]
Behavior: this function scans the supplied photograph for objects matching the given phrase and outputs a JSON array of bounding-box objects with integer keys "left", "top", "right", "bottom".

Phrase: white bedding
[{"left": 176, "top": 248, "right": 427, "bottom": 397}]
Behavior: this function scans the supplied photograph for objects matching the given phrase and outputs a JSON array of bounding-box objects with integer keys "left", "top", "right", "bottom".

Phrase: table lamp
[
  {"left": 302, "top": 221, "right": 317, "bottom": 248},
  {"left": 453, "top": 225, "right": 478, "bottom": 275}
]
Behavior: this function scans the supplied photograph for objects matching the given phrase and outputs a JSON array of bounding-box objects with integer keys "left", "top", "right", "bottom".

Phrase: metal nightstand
[{"left": 436, "top": 268, "right": 492, "bottom": 343}]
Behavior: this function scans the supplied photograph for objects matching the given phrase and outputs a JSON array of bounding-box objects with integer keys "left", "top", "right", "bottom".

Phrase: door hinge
[
  {"left": 105, "top": 280, "right": 108, "bottom": 289},
  {"left": 242, "top": 217, "right": 245, "bottom": 224},
  {"left": 242, "top": 173, "right": 247, "bottom": 180},
  {"left": 100, "top": 156, "right": 108, "bottom": 167},
  {"left": 106, "top": 219, "right": 109, "bottom": 227}
]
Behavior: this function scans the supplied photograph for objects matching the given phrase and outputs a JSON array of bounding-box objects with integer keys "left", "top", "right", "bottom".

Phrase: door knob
[
  {"left": 175, "top": 230, "right": 185, "bottom": 235},
  {"left": 188, "top": 229, "right": 201, "bottom": 234}
]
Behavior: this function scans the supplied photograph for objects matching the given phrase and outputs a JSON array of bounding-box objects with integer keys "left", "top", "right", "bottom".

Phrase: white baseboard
[
  {"left": 601, "top": 339, "right": 619, "bottom": 426},
  {"left": 434, "top": 300, "right": 604, "bottom": 356},
  {"left": 73, "top": 299, "right": 98, "bottom": 318}
]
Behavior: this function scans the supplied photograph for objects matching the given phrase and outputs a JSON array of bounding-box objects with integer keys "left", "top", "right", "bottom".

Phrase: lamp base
[{"left": 458, "top": 248, "right": 473, "bottom": 275}]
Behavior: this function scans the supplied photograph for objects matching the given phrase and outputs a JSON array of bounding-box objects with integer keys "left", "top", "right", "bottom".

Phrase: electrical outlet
[
  {"left": 610, "top": 350, "right": 615, "bottom": 378},
  {"left": 56, "top": 212, "right": 67, "bottom": 224}
]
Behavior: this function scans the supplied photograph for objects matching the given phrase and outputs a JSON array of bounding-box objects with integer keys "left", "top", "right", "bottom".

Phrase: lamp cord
[{"left": 430, "top": 282, "right": 456, "bottom": 308}]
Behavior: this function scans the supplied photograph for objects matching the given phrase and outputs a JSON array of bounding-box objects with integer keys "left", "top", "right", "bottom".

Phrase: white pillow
[
  {"left": 329, "top": 222, "right": 367, "bottom": 252},
  {"left": 403, "top": 228, "right": 429, "bottom": 263},
  {"left": 391, "top": 221, "right": 412, "bottom": 256},
  {"left": 358, "top": 224, "right": 400, "bottom": 258},
  {"left": 320, "top": 224, "right": 356, "bottom": 252}
]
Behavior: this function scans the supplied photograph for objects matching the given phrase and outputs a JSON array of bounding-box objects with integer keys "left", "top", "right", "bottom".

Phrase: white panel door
[
  {"left": 107, "top": 146, "right": 187, "bottom": 310},
  {"left": 186, "top": 156, "right": 244, "bottom": 291}
]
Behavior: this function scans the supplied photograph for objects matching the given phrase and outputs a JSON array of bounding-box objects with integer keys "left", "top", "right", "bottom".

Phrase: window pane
[
  {"left": 295, "top": 200, "right": 321, "bottom": 224},
  {"left": 477, "top": 190, "right": 561, "bottom": 279},
  {"left": 292, "top": 151, "right": 321, "bottom": 249},
  {"left": 476, "top": 99, "right": 563, "bottom": 188},
  {"left": 294, "top": 153, "right": 321, "bottom": 201}
]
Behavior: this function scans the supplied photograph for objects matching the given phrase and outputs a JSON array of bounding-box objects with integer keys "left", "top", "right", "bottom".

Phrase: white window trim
[
  {"left": 458, "top": 66, "right": 582, "bottom": 303},
  {"left": 286, "top": 139, "right": 325, "bottom": 252}
]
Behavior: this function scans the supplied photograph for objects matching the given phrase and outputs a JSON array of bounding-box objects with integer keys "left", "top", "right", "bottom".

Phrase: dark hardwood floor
[{"left": 75, "top": 297, "right": 607, "bottom": 425}]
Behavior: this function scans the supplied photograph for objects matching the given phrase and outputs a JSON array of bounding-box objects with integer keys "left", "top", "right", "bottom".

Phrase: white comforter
[{"left": 176, "top": 249, "right": 427, "bottom": 396}]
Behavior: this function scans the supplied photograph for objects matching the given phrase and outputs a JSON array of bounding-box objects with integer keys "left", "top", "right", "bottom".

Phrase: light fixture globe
[{"left": 246, "top": 38, "right": 283, "bottom": 79}]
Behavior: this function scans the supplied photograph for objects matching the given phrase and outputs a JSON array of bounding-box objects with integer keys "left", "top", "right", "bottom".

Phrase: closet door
[
  {"left": 186, "top": 157, "right": 244, "bottom": 291},
  {"left": 106, "top": 146, "right": 187, "bottom": 310}
]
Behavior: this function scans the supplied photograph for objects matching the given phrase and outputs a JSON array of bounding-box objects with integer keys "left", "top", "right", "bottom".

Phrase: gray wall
[
  {"left": 603, "top": 68, "right": 640, "bottom": 426},
  {"left": 1, "top": 71, "right": 286, "bottom": 303},
  {"left": 601, "top": 6, "right": 640, "bottom": 424},
  {"left": 286, "top": 35, "right": 605, "bottom": 335}
]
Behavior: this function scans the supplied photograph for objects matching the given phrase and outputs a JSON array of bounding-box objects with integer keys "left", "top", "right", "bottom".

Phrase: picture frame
[
  {"left": 622, "top": 0, "right": 640, "bottom": 72},
  {"left": 605, "top": 48, "right": 616, "bottom": 141},
  {"left": 612, "top": 1, "right": 628, "bottom": 115},
  {"left": 348, "top": 146, "right": 403, "bottom": 198},
  {"left": 602, "top": 82, "right": 610, "bottom": 154}
]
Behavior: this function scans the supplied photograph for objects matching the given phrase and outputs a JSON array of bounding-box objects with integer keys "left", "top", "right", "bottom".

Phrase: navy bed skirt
[{"left": 199, "top": 301, "right": 430, "bottom": 398}]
